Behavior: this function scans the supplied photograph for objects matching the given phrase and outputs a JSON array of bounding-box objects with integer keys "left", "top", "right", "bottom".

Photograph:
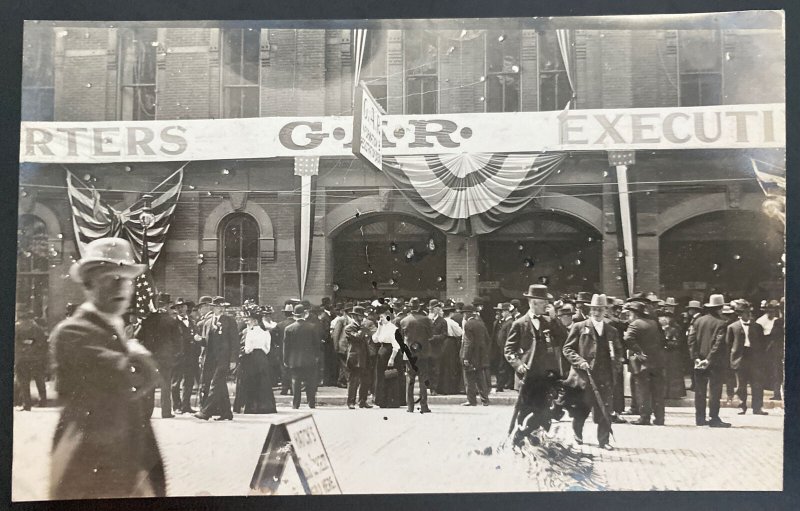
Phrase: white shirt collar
[{"left": 591, "top": 317, "right": 604, "bottom": 334}]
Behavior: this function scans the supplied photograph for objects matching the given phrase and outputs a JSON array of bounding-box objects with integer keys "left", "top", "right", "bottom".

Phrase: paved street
[{"left": 12, "top": 400, "right": 782, "bottom": 500}]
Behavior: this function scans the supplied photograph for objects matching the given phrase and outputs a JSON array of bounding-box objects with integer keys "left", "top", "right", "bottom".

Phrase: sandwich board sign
[
  {"left": 352, "top": 81, "right": 384, "bottom": 171},
  {"left": 249, "top": 413, "right": 341, "bottom": 495}
]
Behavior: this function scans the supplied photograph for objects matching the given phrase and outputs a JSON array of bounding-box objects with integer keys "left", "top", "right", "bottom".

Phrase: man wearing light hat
[
  {"left": 687, "top": 294, "right": 732, "bottom": 428},
  {"left": 49, "top": 237, "right": 165, "bottom": 498},
  {"left": 563, "top": 294, "right": 624, "bottom": 449},
  {"left": 194, "top": 296, "right": 238, "bottom": 421},
  {"left": 399, "top": 297, "right": 434, "bottom": 413}
]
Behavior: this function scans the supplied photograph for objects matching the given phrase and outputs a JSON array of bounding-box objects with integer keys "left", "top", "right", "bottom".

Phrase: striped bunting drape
[
  {"left": 381, "top": 152, "right": 567, "bottom": 235},
  {"left": 65, "top": 165, "right": 185, "bottom": 267}
]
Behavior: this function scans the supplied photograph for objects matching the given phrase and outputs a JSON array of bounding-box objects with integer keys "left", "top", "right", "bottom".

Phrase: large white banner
[{"left": 20, "top": 103, "right": 785, "bottom": 163}]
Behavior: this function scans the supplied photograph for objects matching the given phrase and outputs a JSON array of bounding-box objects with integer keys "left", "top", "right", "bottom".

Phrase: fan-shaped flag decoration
[
  {"left": 381, "top": 152, "right": 567, "bottom": 235},
  {"left": 65, "top": 164, "right": 185, "bottom": 266}
]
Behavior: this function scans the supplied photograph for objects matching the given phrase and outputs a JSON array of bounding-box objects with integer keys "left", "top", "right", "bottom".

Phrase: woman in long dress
[
  {"left": 437, "top": 306, "right": 464, "bottom": 394},
  {"left": 241, "top": 309, "right": 277, "bottom": 414},
  {"left": 372, "top": 306, "right": 404, "bottom": 408}
]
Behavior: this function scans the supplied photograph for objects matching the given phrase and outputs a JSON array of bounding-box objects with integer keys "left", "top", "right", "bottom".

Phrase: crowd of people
[{"left": 12, "top": 237, "right": 786, "bottom": 497}]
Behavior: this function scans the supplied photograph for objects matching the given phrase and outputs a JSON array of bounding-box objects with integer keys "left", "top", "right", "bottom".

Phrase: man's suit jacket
[
  {"left": 283, "top": 318, "right": 321, "bottom": 369},
  {"left": 623, "top": 317, "right": 666, "bottom": 371},
  {"left": 399, "top": 311, "right": 434, "bottom": 359},
  {"left": 202, "top": 314, "right": 239, "bottom": 370},
  {"left": 495, "top": 317, "right": 514, "bottom": 348},
  {"left": 728, "top": 320, "right": 766, "bottom": 371},
  {"left": 174, "top": 315, "right": 200, "bottom": 366},
  {"left": 344, "top": 320, "right": 371, "bottom": 368},
  {"left": 688, "top": 313, "right": 729, "bottom": 368},
  {"left": 48, "top": 305, "right": 164, "bottom": 499},
  {"left": 461, "top": 316, "right": 491, "bottom": 368},
  {"left": 504, "top": 313, "right": 568, "bottom": 377},
  {"left": 139, "top": 311, "right": 181, "bottom": 370},
  {"left": 563, "top": 318, "right": 624, "bottom": 389}
]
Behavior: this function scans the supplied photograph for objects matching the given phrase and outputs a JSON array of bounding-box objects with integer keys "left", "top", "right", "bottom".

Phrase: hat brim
[
  {"left": 704, "top": 302, "right": 726, "bottom": 308},
  {"left": 523, "top": 294, "right": 548, "bottom": 300},
  {"left": 212, "top": 301, "right": 231, "bottom": 307},
  {"left": 70, "top": 260, "right": 146, "bottom": 284}
]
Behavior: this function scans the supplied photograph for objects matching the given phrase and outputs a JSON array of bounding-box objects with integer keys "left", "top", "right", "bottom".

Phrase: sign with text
[
  {"left": 249, "top": 413, "right": 341, "bottom": 496},
  {"left": 352, "top": 82, "right": 384, "bottom": 170},
  {"left": 20, "top": 103, "right": 785, "bottom": 163}
]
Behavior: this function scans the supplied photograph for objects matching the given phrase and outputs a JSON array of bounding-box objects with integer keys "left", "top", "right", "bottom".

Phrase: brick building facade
[{"left": 18, "top": 20, "right": 785, "bottom": 327}]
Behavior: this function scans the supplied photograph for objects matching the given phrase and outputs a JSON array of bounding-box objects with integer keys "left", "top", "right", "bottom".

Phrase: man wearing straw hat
[
  {"left": 49, "top": 237, "right": 165, "bottom": 498},
  {"left": 687, "top": 294, "right": 732, "bottom": 428}
]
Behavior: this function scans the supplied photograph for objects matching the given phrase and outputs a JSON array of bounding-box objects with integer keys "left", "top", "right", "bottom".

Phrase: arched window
[
  {"left": 17, "top": 215, "right": 49, "bottom": 318},
  {"left": 220, "top": 214, "right": 260, "bottom": 306}
]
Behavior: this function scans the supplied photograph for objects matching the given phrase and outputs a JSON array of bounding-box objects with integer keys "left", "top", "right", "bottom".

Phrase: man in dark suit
[
  {"left": 687, "top": 294, "right": 732, "bottom": 428},
  {"left": 274, "top": 301, "right": 298, "bottom": 395},
  {"left": 399, "top": 297, "right": 434, "bottom": 413},
  {"left": 194, "top": 296, "right": 238, "bottom": 421},
  {"left": 623, "top": 299, "right": 667, "bottom": 426},
  {"left": 194, "top": 296, "right": 215, "bottom": 407},
  {"left": 14, "top": 304, "right": 48, "bottom": 410},
  {"left": 757, "top": 300, "right": 784, "bottom": 400},
  {"left": 494, "top": 303, "right": 516, "bottom": 392},
  {"left": 344, "top": 305, "right": 372, "bottom": 409},
  {"left": 728, "top": 300, "right": 768, "bottom": 415},
  {"left": 563, "top": 294, "right": 625, "bottom": 450},
  {"left": 461, "top": 304, "right": 491, "bottom": 406},
  {"left": 504, "top": 284, "right": 568, "bottom": 439},
  {"left": 170, "top": 297, "right": 202, "bottom": 414},
  {"left": 140, "top": 293, "right": 181, "bottom": 419},
  {"left": 283, "top": 304, "right": 322, "bottom": 409},
  {"left": 48, "top": 237, "right": 165, "bottom": 499}
]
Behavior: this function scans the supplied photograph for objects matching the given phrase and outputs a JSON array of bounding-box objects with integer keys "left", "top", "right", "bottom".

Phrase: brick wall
[
  {"left": 55, "top": 28, "right": 111, "bottom": 121},
  {"left": 439, "top": 35, "right": 485, "bottom": 114},
  {"left": 723, "top": 30, "right": 785, "bottom": 104}
]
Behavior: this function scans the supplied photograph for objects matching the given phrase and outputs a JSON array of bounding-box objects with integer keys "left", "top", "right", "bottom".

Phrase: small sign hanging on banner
[{"left": 352, "top": 81, "right": 385, "bottom": 171}]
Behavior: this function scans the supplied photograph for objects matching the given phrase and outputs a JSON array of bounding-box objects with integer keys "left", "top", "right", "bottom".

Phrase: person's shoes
[
  {"left": 182, "top": 408, "right": 197, "bottom": 414},
  {"left": 753, "top": 409, "right": 769, "bottom": 415},
  {"left": 620, "top": 409, "right": 638, "bottom": 416},
  {"left": 600, "top": 443, "right": 614, "bottom": 451},
  {"left": 461, "top": 402, "right": 477, "bottom": 406},
  {"left": 420, "top": 407, "right": 432, "bottom": 414},
  {"left": 696, "top": 419, "right": 709, "bottom": 426},
  {"left": 552, "top": 407, "right": 565, "bottom": 421},
  {"left": 495, "top": 388, "right": 504, "bottom": 393},
  {"left": 347, "top": 404, "right": 355, "bottom": 409},
  {"left": 708, "top": 418, "right": 732, "bottom": 428},
  {"left": 37, "top": 400, "right": 48, "bottom": 408},
  {"left": 162, "top": 413, "right": 175, "bottom": 419},
  {"left": 407, "top": 409, "right": 414, "bottom": 413},
  {"left": 632, "top": 418, "right": 651, "bottom": 425},
  {"left": 194, "top": 412, "right": 210, "bottom": 421},
  {"left": 359, "top": 403, "right": 373, "bottom": 409},
  {"left": 173, "top": 409, "right": 183, "bottom": 415},
  {"left": 214, "top": 415, "right": 233, "bottom": 421},
  {"left": 309, "top": 403, "right": 316, "bottom": 409},
  {"left": 770, "top": 395, "right": 782, "bottom": 401},
  {"left": 280, "top": 390, "right": 290, "bottom": 395},
  {"left": 573, "top": 434, "right": 583, "bottom": 445},
  {"left": 737, "top": 409, "right": 747, "bottom": 415},
  {"left": 482, "top": 401, "right": 490, "bottom": 407}
]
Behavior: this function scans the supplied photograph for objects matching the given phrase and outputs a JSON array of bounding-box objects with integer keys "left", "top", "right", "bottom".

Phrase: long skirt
[
  {"left": 665, "top": 349, "right": 687, "bottom": 399},
  {"left": 436, "top": 337, "right": 463, "bottom": 395},
  {"left": 242, "top": 350, "right": 277, "bottom": 414},
  {"left": 374, "top": 344, "right": 405, "bottom": 408}
]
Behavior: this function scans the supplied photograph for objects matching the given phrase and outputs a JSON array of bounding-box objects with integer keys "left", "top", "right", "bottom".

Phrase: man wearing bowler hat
[
  {"left": 283, "top": 304, "right": 321, "bottom": 409},
  {"left": 505, "top": 284, "right": 568, "bottom": 440},
  {"left": 48, "top": 237, "right": 165, "bottom": 498},
  {"left": 494, "top": 303, "right": 516, "bottom": 392},
  {"left": 563, "top": 294, "right": 625, "bottom": 449},
  {"left": 170, "top": 297, "right": 202, "bottom": 414},
  {"left": 194, "top": 296, "right": 238, "bottom": 421},
  {"left": 461, "top": 304, "right": 491, "bottom": 406},
  {"left": 399, "top": 297, "right": 434, "bottom": 413},
  {"left": 139, "top": 292, "right": 181, "bottom": 419},
  {"left": 727, "top": 300, "right": 768, "bottom": 415},
  {"left": 623, "top": 299, "right": 666, "bottom": 426},
  {"left": 688, "top": 294, "right": 732, "bottom": 427}
]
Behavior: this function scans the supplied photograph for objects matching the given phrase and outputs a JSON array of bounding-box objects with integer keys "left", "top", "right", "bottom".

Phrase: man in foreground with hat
[
  {"left": 461, "top": 304, "right": 491, "bottom": 406},
  {"left": 757, "top": 300, "right": 784, "bottom": 400},
  {"left": 727, "top": 300, "right": 768, "bottom": 415},
  {"left": 687, "top": 294, "right": 732, "bottom": 428},
  {"left": 399, "top": 297, "right": 434, "bottom": 413},
  {"left": 563, "top": 294, "right": 624, "bottom": 449},
  {"left": 283, "top": 304, "right": 322, "bottom": 409},
  {"left": 504, "top": 284, "right": 568, "bottom": 441},
  {"left": 623, "top": 298, "right": 667, "bottom": 426},
  {"left": 194, "top": 296, "right": 238, "bottom": 421},
  {"left": 140, "top": 292, "right": 181, "bottom": 419},
  {"left": 344, "top": 305, "right": 373, "bottom": 409},
  {"left": 49, "top": 237, "right": 165, "bottom": 498}
]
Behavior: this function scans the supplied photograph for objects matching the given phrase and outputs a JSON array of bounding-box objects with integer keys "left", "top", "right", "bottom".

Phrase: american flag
[
  {"left": 134, "top": 271, "right": 157, "bottom": 317},
  {"left": 751, "top": 157, "right": 785, "bottom": 225}
]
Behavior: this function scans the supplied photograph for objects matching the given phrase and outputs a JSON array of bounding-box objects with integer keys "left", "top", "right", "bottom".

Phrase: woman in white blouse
[
  {"left": 372, "top": 305, "right": 405, "bottom": 408},
  {"left": 240, "top": 308, "right": 277, "bottom": 414}
]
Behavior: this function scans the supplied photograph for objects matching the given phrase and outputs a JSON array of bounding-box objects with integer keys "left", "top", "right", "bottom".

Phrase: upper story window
[
  {"left": 358, "top": 30, "right": 388, "bottom": 112},
  {"left": 222, "top": 28, "right": 261, "bottom": 118},
  {"left": 679, "top": 30, "right": 723, "bottom": 106},
  {"left": 118, "top": 28, "right": 157, "bottom": 120},
  {"left": 21, "top": 25, "right": 55, "bottom": 121},
  {"left": 538, "top": 31, "right": 570, "bottom": 111},
  {"left": 486, "top": 30, "right": 521, "bottom": 113},
  {"left": 405, "top": 31, "right": 438, "bottom": 114}
]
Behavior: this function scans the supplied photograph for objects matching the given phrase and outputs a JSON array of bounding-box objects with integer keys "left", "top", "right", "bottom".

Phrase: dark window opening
[
  {"left": 118, "top": 28, "right": 158, "bottom": 120},
  {"left": 222, "top": 28, "right": 261, "bottom": 118}
]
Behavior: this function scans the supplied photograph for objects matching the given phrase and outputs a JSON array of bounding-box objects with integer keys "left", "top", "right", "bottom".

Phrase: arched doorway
[
  {"left": 332, "top": 214, "right": 446, "bottom": 301},
  {"left": 478, "top": 212, "right": 602, "bottom": 302},
  {"left": 660, "top": 210, "right": 784, "bottom": 303}
]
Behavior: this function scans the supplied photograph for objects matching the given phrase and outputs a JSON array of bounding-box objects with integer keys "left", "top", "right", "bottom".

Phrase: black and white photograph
[{"left": 11, "top": 10, "right": 786, "bottom": 500}]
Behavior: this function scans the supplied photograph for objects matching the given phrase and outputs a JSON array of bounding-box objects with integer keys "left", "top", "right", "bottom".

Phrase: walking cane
[{"left": 585, "top": 368, "right": 615, "bottom": 441}]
